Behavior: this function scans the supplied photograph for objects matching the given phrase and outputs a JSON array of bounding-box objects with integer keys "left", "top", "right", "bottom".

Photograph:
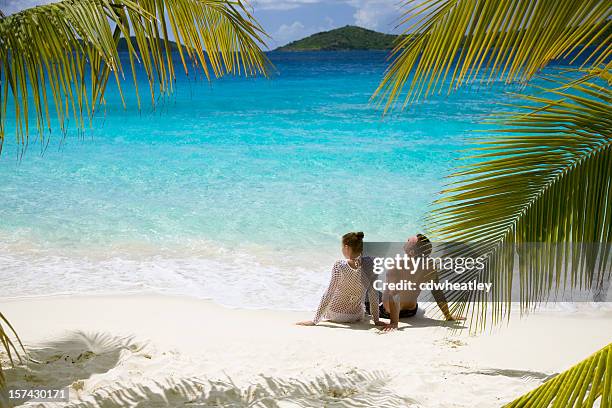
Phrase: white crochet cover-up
[{"left": 313, "top": 258, "right": 380, "bottom": 324}]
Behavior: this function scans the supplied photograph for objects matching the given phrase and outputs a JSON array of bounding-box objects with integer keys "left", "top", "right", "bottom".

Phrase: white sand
[{"left": 1, "top": 295, "right": 611, "bottom": 407}]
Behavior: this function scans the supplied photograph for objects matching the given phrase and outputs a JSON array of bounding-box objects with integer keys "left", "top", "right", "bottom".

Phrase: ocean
[{"left": 0, "top": 51, "right": 528, "bottom": 310}]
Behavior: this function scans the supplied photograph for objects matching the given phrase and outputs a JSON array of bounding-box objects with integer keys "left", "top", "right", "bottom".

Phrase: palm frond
[
  {"left": 0, "top": 0, "right": 271, "bottom": 154},
  {"left": 504, "top": 343, "right": 611, "bottom": 407},
  {"left": 374, "top": 0, "right": 611, "bottom": 110},
  {"left": 427, "top": 70, "right": 612, "bottom": 329},
  {"left": 0, "top": 312, "right": 25, "bottom": 389}
]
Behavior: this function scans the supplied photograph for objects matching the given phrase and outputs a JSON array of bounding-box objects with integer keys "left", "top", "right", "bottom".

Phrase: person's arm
[
  {"left": 296, "top": 262, "right": 341, "bottom": 326},
  {"left": 382, "top": 294, "right": 401, "bottom": 332},
  {"left": 428, "top": 270, "right": 465, "bottom": 321}
]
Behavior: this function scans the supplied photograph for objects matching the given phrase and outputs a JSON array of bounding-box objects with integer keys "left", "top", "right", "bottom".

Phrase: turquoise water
[{"left": 0, "top": 51, "right": 520, "bottom": 309}]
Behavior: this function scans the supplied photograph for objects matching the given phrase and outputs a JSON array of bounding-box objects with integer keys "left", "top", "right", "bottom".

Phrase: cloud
[
  {"left": 4, "top": 0, "right": 404, "bottom": 34},
  {"left": 4, "top": 0, "right": 406, "bottom": 49},
  {"left": 347, "top": 0, "right": 402, "bottom": 31},
  {"left": 251, "top": 0, "right": 321, "bottom": 11},
  {"left": 272, "top": 16, "right": 336, "bottom": 47},
  {"left": 251, "top": 0, "right": 404, "bottom": 32},
  {"left": 276, "top": 20, "right": 306, "bottom": 38}
]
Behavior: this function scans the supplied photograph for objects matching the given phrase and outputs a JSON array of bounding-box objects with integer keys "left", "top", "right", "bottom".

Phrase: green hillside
[
  {"left": 116, "top": 37, "right": 179, "bottom": 51},
  {"left": 276, "top": 25, "right": 397, "bottom": 51}
]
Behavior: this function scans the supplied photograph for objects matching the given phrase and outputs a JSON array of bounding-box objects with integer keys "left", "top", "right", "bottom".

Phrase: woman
[{"left": 296, "top": 232, "right": 383, "bottom": 326}]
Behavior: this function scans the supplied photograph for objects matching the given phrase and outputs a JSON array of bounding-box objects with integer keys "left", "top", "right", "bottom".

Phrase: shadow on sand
[
  {"left": 72, "top": 370, "right": 420, "bottom": 408},
  {"left": 3, "top": 331, "right": 142, "bottom": 407},
  {"left": 2, "top": 331, "right": 421, "bottom": 407},
  {"left": 318, "top": 314, "right": 468, "bottom": 332},
  {"left": 7, "top": 326, "right": 553, "bottom": 407},
  {"left": 461, "top": 367, "right": 556, "bottom": 381}
]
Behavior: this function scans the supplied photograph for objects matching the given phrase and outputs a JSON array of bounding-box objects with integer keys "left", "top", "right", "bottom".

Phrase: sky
[{"left": 1, "top": 0, "right": 405, "bottom": 48}]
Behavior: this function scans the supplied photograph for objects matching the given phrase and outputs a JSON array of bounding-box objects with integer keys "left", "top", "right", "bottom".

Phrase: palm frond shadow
[
  {"left": 463, "top": 368, "right": 555, "bottom": 382},
  {"left": 3, "top": 331, "right": 142, "bottom": 406},
  {"left": 398, "top": 317, "right": 467, "bottom": 330},
  {"left": 73, "top": 370, "right": 419, "bottom": 408}
]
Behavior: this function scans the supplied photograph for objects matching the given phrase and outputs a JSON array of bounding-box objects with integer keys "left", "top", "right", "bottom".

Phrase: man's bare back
[
  {"left": 382, "top": 262, "right": 435, "bottom": 312},
  {"left": 378, "top": 234, "right": 464, "bottom": 332}
]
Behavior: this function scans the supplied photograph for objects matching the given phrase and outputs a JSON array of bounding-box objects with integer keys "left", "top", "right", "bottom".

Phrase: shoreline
[{"left": 1, "top": 294, "right": 611, "bottom": 407}]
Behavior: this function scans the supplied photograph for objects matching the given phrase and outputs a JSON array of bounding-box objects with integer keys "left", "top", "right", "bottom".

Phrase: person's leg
[
  {"left": 378, "top": 302, "right": 390, "bottom": 319},
  {"left": 372, "top": 290, "right": 390, "bottom": 319}
]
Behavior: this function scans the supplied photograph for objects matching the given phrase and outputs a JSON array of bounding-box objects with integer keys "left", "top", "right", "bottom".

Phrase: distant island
[
  {"left": 276, "top": 25, "right": 398, "bottom": 51},
  {"left": 116, "top": 37, "right": 179, "bottom": 51}
]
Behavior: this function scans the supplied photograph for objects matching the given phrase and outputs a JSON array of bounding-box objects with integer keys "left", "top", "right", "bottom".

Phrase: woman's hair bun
[{"left": 342, "top": 231, "right": 365, "bottom": 253}]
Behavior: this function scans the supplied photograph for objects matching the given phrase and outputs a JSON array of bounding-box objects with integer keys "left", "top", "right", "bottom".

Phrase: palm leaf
[
  {"left": 504, "top": 343, "right": 612, "bottom": 407},
  {"left": 374, "top": 0, "right": 611, "bottom": 110},
  {"left": 0, "top": 312, "right": 25, "bottom": 389},
  {"left": 0, "top": 0, "right": 271, "bottom": 154},
  {"left": 428, "top": 70, "right": 612, "bottom": 330}
]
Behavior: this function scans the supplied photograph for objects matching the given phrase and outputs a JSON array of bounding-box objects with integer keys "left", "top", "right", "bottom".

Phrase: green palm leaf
[
  {"left": 428, "top": 70, "right": 611, "bottom": 329},
  {"left": 504, "top": 343, "right": 612, "bottom": 407},
  {"left": 0, "top": 312, "right": 24, "bottom": 390},
  {"left": 374, "top": 0, "right": 611, "bottom": 110},
  {"left": 0, "top": 0, "right": 271, "bottom": 154}
]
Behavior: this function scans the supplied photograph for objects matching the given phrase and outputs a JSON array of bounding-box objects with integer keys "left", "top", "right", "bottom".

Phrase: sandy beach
[{"left": 1, "top": 295, "right": 610, "bottom": 407}]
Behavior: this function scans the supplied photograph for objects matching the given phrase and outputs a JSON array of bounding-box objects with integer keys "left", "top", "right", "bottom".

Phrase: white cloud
[
  {"left": 251, "top": 0, "right": 321, "bottom": 11},
  {"left": 348, "top": 0, "right": 402, "bottom": 31},
  {"left": 276, "top": 20, "right": 305, "bottom": 38},
  {"left": 253, "top": 0, "right": 403, "bottom": 32},
  {"left": 4, "top": 0, "right": 406, "bottom": 49},
  {"left": 272, "top": 16, "right": 336, "bottom": 47},
  {"left": 4, "top": 0, "right": 403, "bottom": 35}
]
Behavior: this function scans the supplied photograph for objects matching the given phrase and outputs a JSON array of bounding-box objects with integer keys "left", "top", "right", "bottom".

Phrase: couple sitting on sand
[{"left": 296, "top": 232, "right": 463, "bottom": 332}]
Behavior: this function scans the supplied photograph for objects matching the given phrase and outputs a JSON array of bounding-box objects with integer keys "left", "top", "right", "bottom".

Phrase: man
[{"left": 375, "top": 234, "right": 464, "bottom": 332}]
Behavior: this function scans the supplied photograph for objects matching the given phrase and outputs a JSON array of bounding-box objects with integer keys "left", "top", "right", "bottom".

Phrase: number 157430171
[{"left": 7, "top": 387, "right": 69, "bottom": 403}]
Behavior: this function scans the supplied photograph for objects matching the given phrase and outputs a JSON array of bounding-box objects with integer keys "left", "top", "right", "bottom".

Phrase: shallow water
[{"left": 0, "top": 51, "right": 545, "bottom": 309}]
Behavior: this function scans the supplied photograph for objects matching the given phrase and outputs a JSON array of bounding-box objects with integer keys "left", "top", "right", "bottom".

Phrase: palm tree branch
[
  {"left": 0, "top": 312, "right": 25, "bottom": 389},
  {"left": 0, "top": 0, "right": 271, "bottom": 154},
  {"left": 427, "top": 71, "right": 612, "bottom": 328},
  {"left": 374, "top": 0, "right": 611, "bottom": 111},
  {"left": 504, "top": 343, "right": 611, "bottom": 407}
]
